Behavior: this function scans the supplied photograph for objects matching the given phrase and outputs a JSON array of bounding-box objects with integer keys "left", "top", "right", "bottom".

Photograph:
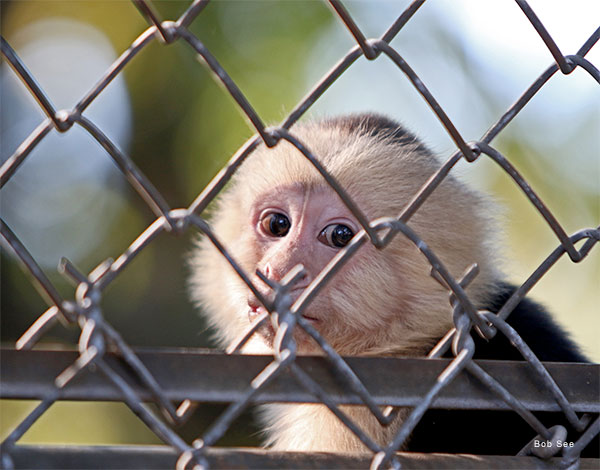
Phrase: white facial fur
[
  {"left": 188, "top": 115, "right": 501, "bottom": 451},
  {"left": 189, "top": 118, "right": 499, "bottom": 357}
]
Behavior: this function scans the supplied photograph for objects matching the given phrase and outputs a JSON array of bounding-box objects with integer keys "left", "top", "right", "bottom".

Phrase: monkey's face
[
  {"left": 240, "top": 184, "right": 386, "bottom": 352},
  {"left": 227, "top": 184, "right": 414, "bottom": 354},
  {"left": 192, "top": 118, "right": 496, "bottom": 356}
]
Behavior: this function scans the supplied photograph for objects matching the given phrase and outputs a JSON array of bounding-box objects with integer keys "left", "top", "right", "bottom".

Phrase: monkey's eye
[
  {"left": 318, "top": 224, "right": 354, "bottom": 248},
  {"left": 261, "top": 212, "right": 291, "bottom": 237}
]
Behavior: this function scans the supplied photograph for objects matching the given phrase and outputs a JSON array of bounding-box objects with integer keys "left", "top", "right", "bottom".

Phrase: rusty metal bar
[
  {"left": 1, "top": 349, "right": 597, "bottom": 412},
  {"left": 6, "top": 445, "right": 599, "bottom": 470}
]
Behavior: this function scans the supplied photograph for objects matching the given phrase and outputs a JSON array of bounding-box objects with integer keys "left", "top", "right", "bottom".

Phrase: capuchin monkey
[{"left": 189, "top": 113, "right": 592, "bottom": 456}]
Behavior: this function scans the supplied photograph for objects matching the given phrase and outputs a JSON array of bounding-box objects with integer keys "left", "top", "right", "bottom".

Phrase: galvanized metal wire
[{"left": 1, "top": 1, "right": 599, "bottom": 469}]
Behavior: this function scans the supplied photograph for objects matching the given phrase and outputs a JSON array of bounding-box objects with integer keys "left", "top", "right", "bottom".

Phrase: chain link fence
[{"left": 1, "top": 1, "right": 599, "bottom": 469}]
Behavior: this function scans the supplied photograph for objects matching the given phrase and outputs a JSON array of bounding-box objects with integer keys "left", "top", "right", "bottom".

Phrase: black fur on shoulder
[
  {"left": 470, "top": 282, "right": 588, "bottom": 363},
  {"left": 408, "top": 283, "right": 595, "bottom": 456}
]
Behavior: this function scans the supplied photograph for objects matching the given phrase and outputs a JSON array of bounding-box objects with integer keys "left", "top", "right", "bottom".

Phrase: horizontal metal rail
[
  {"left": 7, "top": 445, "right": 600, "bottom": 469},
  {"left": 1, "top": 348, "right": 597, "bottom": 412}
]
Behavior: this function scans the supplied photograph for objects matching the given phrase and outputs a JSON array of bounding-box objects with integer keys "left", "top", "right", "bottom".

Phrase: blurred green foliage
[{"left": 1, "top": 0, "right": 333, "bottom": 348}]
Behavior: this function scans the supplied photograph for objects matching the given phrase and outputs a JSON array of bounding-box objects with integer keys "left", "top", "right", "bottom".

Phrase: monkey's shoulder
[
  {"left": 410, "top": 283, "right": 593, "bottom": 456},
  {"left": 468, "top": 282, "right": 588, "bottom": 363}
]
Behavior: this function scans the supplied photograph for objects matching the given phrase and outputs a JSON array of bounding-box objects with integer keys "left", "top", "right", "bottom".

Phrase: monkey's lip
[{"left": 300, "top": 314, "right": 320, "bottom": 323}]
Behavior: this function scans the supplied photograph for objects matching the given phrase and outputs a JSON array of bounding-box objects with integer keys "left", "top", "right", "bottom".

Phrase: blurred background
[{"left": 1, "top": 0, "right": 598, "bottom": 448}]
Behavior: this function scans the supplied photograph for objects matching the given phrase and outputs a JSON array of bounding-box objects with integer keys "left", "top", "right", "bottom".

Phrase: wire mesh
[{"left": 1, "top": 1, "right": 599, "bottom": 469}]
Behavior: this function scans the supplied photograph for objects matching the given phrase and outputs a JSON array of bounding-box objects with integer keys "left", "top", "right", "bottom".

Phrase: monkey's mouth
[
  {"left": 247, "top": 303, "right": 320, "bottom": 324},
  {"left": 300, "top": 314, "right": 320, "bottom": 323},
  {"left": 248, "top": 303, "right": 267, "bottom": 323}
]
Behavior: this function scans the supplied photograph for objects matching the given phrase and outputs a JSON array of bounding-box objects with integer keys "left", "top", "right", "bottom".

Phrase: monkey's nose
[
  {"left": 260, "top": 263, "right": 303, "bottom": 282},
  {"left": 263, "top": 263, "right": 273, "bottom": 279},
  {"left": 258, "top": 264, "right": 311, "bottom": 295}
]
